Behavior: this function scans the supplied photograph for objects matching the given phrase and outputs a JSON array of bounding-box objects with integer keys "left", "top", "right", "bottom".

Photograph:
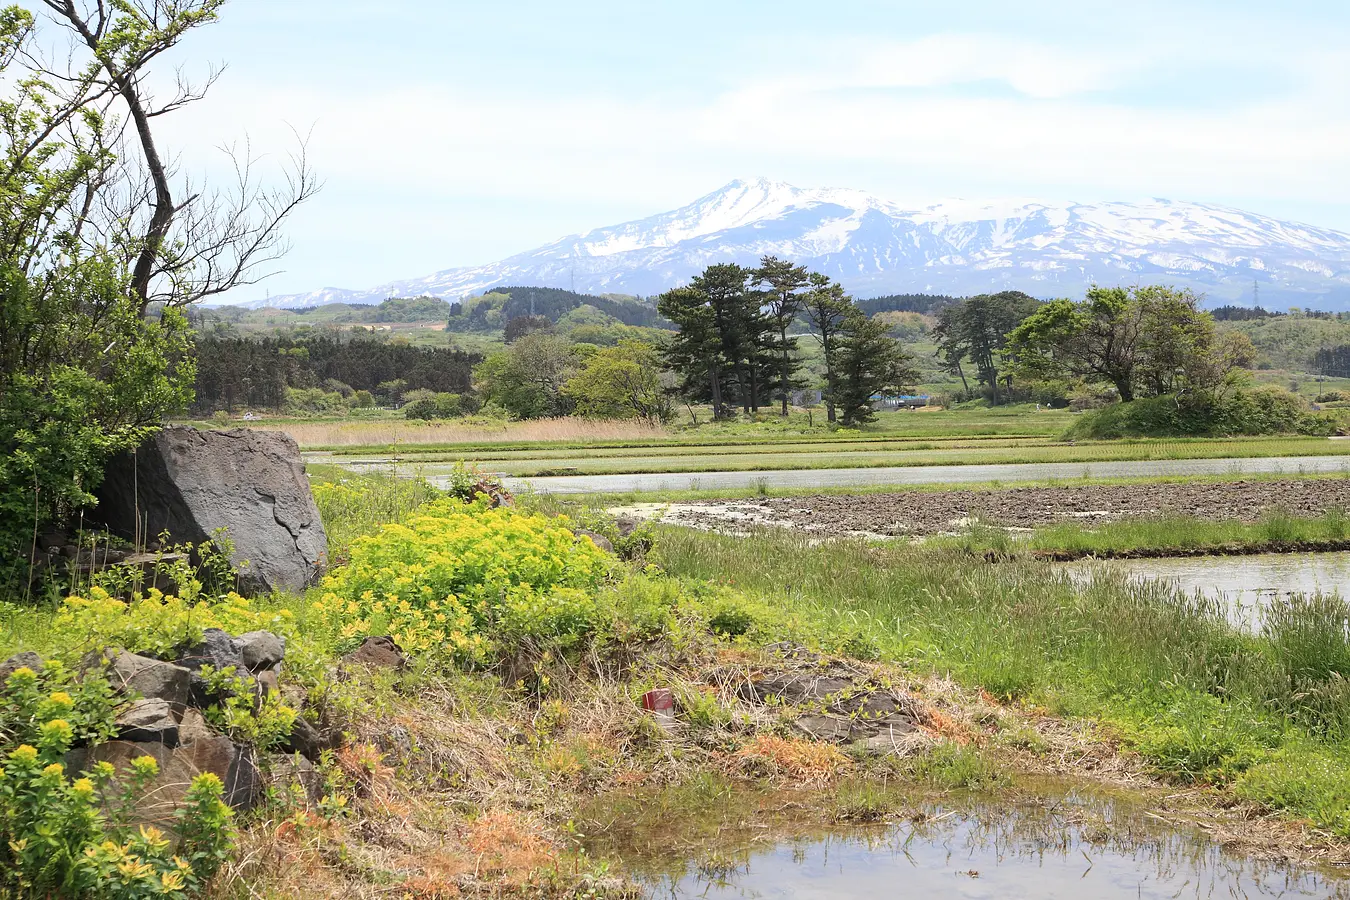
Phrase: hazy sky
[{"left": 75, "top": 0, "right": 1350, "bottom": 302}]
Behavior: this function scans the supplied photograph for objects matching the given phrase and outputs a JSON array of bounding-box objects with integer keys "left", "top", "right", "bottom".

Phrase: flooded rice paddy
[
  {"left": 1082, "top": 552, "right": 1350, "bottom": 629},
  {"left": 305, "top": 453, "right": 1350, "bottom": 494}
]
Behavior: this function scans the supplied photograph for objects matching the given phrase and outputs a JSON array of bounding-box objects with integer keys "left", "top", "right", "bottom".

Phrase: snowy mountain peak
[{"left": 253, "top": 180, "right": 1350, "bottom": 310}]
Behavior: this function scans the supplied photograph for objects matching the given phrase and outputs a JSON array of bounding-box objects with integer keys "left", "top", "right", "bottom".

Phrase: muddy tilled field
[{"left": 654, "top": 478, "right": 1350, "bottom": 537}]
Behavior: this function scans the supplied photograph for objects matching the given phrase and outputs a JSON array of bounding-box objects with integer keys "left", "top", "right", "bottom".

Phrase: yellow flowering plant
[
  {"left": 55, "top": 586, "right": 293, "bottom": 659},
  {"left": 0, "top": 665, "right": 235, "bottom": 897},
  {"left": 314, "top": 498, "right": 612, "bottom": 664}
]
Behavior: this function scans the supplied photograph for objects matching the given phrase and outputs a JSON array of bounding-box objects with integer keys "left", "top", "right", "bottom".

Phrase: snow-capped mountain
[{"left": 255, "top": 178, "right": 1350, "bottom": 309}]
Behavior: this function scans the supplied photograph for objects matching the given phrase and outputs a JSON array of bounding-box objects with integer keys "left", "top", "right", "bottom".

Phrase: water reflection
[
  {"left": 1080, "top": 552, "right": 1350, "bottom": 629},
  {"left": 621, "top": 789, "right": 1347, "bottom": 899}
]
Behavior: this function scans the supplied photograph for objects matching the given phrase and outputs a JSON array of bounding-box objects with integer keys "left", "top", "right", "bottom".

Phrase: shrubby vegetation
[
  {"left": 314, "top": 498, "right": 613, "bottom": 664},
  {"left": 1066, "top": 386, "right": 1337, "bottom": 439},
  {"left": 0, "top": 0, "right": 312, "bottom": 595}
]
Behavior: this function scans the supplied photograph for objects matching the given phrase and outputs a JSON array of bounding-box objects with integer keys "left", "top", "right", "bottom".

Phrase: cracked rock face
[{"left": 96, "top": 426, "right": 327, "bottom": 595}]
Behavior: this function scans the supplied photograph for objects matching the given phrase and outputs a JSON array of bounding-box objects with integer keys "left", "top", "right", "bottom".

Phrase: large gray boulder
[{"left": 96, "top": 426, "right": 327, "bottom": 596}]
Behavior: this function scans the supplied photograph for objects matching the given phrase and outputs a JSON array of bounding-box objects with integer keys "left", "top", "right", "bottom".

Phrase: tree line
[{"left": 193, "top": 337, "right": 478, "bottom": 414}]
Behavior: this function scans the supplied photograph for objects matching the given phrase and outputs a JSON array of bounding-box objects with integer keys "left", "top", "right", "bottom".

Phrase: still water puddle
[
  {"left": 1077, "top": 552, "right": 1350, "bottom": 628},
  {"left": 589, "top": 782, "right": 1348, "bottom": 899}
]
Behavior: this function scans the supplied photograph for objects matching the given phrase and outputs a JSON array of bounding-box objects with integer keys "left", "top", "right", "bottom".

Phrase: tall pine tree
[
  {"left": 803, "top": 273, "right": 852, "bottom": 423},
  {"left": 835, "top": 311, "right": 919, "bottom": 426},
  {"left": 751, "top": 256, "right": 810, "bottom": 415}
]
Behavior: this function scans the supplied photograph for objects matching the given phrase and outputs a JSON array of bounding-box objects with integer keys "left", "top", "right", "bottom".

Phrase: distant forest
[
  {"left": 856, "top": 294, "right": 956, "bottom": 316},
  {"left": 1314, "top": 345, "right": 1350, "bottom": 378},
  {"left": 193, "top": 336, "right": 478, "bottom": 413},
  {"left": 450, "top": 286, "right": 669, "bottom": 329}
]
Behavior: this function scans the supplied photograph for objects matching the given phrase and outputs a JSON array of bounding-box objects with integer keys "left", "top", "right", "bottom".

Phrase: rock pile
[
  {"left": 736, "top": 642, "right": 929, "bottom": 756},
  {"left": 3, "top": 627, "right": 334, "bottom": 825}
]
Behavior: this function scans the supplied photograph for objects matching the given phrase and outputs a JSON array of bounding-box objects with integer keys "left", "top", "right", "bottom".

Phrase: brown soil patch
[{"left": 666, "top": 478, "right": 1350, "bottom": 538}]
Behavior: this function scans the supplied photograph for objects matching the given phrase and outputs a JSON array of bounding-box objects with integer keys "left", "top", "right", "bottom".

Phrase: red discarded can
[{"left": 641, "top": 688, "right": 675, "bottom": 713}]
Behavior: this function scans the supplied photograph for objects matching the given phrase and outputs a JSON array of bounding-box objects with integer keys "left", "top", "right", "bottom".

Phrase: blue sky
[{"left": 106, "top": 0, "right": 1350, "bottom": 301}]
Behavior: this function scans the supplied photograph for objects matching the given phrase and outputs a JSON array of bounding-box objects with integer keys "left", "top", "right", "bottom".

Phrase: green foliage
[
  {"left": 403, "top": 392, "right": 466, "bottom": 420},
  {"left": 314, "top": 499, "right": 612, "bottom": 664},
  {"left": 195, "top": 666, "right": 297, "bottom": 750},
  {"left": 0, "top": 267, "right": 195, "bottom": 593},
  {"left": 0, "top": 665, "right": 235, "bottom": 898},
  {"left": 933, "top": 291, "right": 1040, "bottom": 403},
  {"left": 1065, "top": 387, "right": 1336, "bottom": 439},
  {"left": 562, "top": 340, "right": 672, "bottom": 424},
  {"left": 908, "top": 742, "right": 1003, "bottom": 789},
  {"left": 834, "top": 312, "right": 919, "bottom": 426},
  {"left": 1130, "top": 692, "right": 1278, "bottom": 782},
  {"left": 1009, "top": 285, "right": 1253, "bottom": 405},
  {"left": 310, "top": 467, "right": 445, "bottom": 563},
  {"left": 193, "top": 336, "right": 477, "bottom": 415},
  {"left": 474, "top": 332, "right": 580, "bottom": 419}
]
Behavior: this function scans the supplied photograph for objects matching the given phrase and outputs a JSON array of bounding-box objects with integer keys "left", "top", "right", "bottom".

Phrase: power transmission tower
[{"left": 1253, "top": 278, "right": 1259, "bottom": 309}]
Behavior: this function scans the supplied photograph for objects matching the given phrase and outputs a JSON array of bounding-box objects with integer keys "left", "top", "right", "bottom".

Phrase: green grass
[
  {"left": 936, "top": 507, "right": 1350, "bottom": 558},
  {"left": 652, "top": 525, "right": 1350, "bottom": 835},
  {"left": 306, "top": 463, "right": 445, "bottom": 561}
]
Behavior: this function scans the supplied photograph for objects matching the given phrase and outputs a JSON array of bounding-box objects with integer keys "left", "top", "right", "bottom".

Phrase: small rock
[
  {"left": 859, "top": 721, "right": 922, "bottom": 756},
  {"left": 575, "top": 529, "right": 614, "bottom": 553},
  {"left": 176, "top": 628, "right": 244, "bottom": 675},
  {"left": 116, "top": 698, "right": 179, "bottom": 745},
  {"left": 178, "top": 708, "right": 217, "bottom": 744},
  {"left": 104, "top": 651, "right": 192, "bottom": 712},
  {"left": 742, "top": 673, "right": 855, "bottom": 706},
  {"left": 615, "top": 515, "right": 639, "bottom": 537},
  {"left": 268, "top": 752, "right": 323, "bottom": 805},
  {"left": 80, "top": 735, "right": 260, "bottom": 821},
  {"left": 342, "top": 636, "right": 406, "bottom": 671},
  {"left": 0, "top": 651, "right": 43, "bottom": 683},
  {"left": 254, "top": 668, "right": 280, "bottom": 699},
  {"left": 376, "top": 724, "right": 413, "bottom": 759},
  {"left": 235, "top": 630, "right": 285, "bottom": 672},
  {"left": 177, "top": 629, "right": 244, "bottom": 707},
  {"left": 793, "top": 714, "right": 854, "bottom": 743},
  {"left": 36, "top": 530, "right": 67, "bottom": 552},
  {"left": 283, "top": 715, "right": 331, "bottom": 761}
]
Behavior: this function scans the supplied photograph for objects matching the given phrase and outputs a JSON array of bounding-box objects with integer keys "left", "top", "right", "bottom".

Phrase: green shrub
[{"left": 1065, "top": 387, "right": 1336, "bottom": 439}]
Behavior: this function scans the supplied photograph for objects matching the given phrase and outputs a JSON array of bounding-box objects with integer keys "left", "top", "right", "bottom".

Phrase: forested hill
[
  {"left": 450, "top": 286, "right": 668, "bottom": 329},
  {"left": 857, "top": 294, "right": 957, "bottom": 316}
]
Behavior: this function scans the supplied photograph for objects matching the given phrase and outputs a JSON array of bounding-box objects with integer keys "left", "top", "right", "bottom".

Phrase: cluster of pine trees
[{"left": 658, "top": 258, "right": 918, "bottom": 425}]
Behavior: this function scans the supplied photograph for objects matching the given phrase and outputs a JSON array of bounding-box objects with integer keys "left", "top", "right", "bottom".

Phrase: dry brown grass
[
  {"left": 733, "top": 734, "right": 851, "bottom": 784},
  {"left": 264, "top": 417, "right": 668, "bottom": 448}
]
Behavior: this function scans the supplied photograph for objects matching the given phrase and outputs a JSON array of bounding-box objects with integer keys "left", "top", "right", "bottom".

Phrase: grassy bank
[
  {"left": 5, "top": 466, "right": 1350, "bottom": 898},
  {"left": 939, "top": 508, "right": 1350, "bottom": 559},
  {"left": 652, "top": 526, "right": 1350, "bottom": 835}
]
